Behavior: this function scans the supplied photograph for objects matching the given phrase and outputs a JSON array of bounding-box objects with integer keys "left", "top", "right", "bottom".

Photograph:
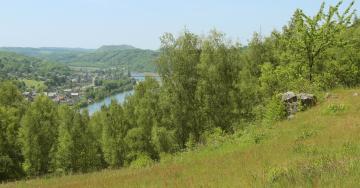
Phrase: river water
[
  {"left": 85, "top": 90, "right": 134, "bottom": 115},
  {"left": 84, "top": 74, "right": 157, "bottom": 115}
]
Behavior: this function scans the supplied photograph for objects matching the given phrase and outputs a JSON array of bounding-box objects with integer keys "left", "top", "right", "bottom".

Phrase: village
[
  {"left": 21, "top": 66, "right": 160, "bottom": 106},
  {"left": 22, "top": 89, "right": 82, "bottom": 105},
  {"left": 21, "top": 66, "right": 133, "bottom": 105}
]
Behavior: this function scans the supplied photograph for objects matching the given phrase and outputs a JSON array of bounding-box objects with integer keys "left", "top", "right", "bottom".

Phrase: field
[{"left": 2, "top": 89, "right": 360, "bottom": 187}]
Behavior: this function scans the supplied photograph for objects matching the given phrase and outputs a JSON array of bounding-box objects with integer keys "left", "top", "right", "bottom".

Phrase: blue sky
[{"left": 0, "top": 0, "right": 358, "bottom": 49}]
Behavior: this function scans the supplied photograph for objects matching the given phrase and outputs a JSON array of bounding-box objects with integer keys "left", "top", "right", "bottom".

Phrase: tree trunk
[{"left": 309, "top": 57, "right": 314, "bottom": 82}]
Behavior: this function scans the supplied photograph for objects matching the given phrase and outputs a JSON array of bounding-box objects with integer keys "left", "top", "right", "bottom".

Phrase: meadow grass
[{"left": 2, "top": 88, "right": 360, "bottom": 188}]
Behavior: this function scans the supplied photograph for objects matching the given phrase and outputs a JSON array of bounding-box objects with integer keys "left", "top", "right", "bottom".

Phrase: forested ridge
[
  {"left": 0, "top": 45, "right": 158, "bottom": 72},
  {"left": 1, "top": 1, "right": 360, "bottom": 182}
]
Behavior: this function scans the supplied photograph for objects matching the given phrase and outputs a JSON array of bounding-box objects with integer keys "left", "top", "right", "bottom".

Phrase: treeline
[{"left": 1, "top": 1, "right": 360, "bottom": 181}]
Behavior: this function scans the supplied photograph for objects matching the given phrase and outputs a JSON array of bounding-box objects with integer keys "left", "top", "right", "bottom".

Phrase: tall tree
[
  {"left": 53, "top": 105, "right": 73, "bottom": 173},
  {"left": 157, "top": 31, "right": 201, "bottom": 147},
  {"left": 101, "top": 101, "right": 129, "bottom": 168},
  {"left": 0, "top": 82, "right": 26, "bottom": 180},
  {"left": 124, "top": 78, "right": 161, "bottom": 160},
  {"left": 0, "top": 107, "right": 25, "bottom": 180},
  {"left": 19, "top": 95, "right": 59, "bottom": 176},
  {"left": 196, "top": 31, "right": 242, "bottom": 132}
]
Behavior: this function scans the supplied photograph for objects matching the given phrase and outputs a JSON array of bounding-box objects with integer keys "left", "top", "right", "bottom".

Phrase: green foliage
[
  {"left": 258, "top": 1, "right": 358, "bottom": 94},
  {"left": 0, "top": 52, "right": 70, "bottom": 86},
  {"left": 125, "top": 127, "right": 155, "bottom": 162},
  {"left": 196, "top": 31, "right": 244, "bottom": 132},
  {"left": 0, "top": 107, "right": 24, "bottom": 181},
  {"left": 151, "top": 126, "right": 177, "bottom": 154},
  {"left": 278, "top": 1, "right": 355, "bottom": 82},
  {"left": 157, "top": 31, "right": 202, "bottom": 147},
  {"left": 0, "top": 82, "right": 26, "bottom": 181},
  {"left": 129, "top": 154, "right": 154, "bottom": 169},
  {"left": 123, "top": 78, "right": 162, "bottom": 160},
  {"left": 71, "top": 47, "right": 158, "bottom": 72},
  {"left": 0, "top": 81, "right": 24, "bottom": 107},
  {"left": 201, "top": 128, "right": 227, "bottom": 148},
  {"left": 53, "top": 106, "right": 102, "bottom": 174},
  {"left": 19, "top": 95, "right": 59, "bottom": 176},
  {"left": 100, "top": 101, "right": 129, "bottom": 168},
  {"left": 263, "top": 95, "right": 287, "bottom": 125},
  {"left": 157, "top": 30, "right": 261, "bottom": 148},
  {"left": 84, "top": 78, "right": 134, "bottom": 102}
]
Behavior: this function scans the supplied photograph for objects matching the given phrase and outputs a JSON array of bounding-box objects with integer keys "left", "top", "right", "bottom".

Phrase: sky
[{"left": 0, "top": 0, "right": 358, "bottom": 50}]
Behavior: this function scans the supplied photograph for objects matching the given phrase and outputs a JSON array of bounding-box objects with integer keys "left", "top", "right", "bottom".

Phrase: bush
[
  {"left": 129, "top": 154, "right": 154, "bottom": 169},
  {"left": 263, "top": 95, "right": 287, "bottom": 125},
  {"left": 200, "top": 128, "right": 226, "bottom": 148}
]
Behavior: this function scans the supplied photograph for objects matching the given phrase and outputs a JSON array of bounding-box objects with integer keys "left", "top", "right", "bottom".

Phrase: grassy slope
[{"left": 2, "top": 89, "right": 360, "bottom": 188}]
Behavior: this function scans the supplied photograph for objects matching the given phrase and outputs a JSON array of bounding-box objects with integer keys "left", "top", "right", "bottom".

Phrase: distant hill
[
  {"left": 0, "top": 47, "right": 92, "bottom": 57},
  {"left": 71, "top": 46, "right": 158, "bottom": 72},
  {"left": 96, "top": 45, "right": 136, "bottom": 51},
  {"left": 0, "top": 51, "right": 70, "bottom": 80},
  {"left": 0, "top": 45, "right": 159, "bottom": 72}
]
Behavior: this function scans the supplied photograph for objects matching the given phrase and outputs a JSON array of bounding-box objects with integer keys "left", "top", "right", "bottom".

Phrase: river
[
  {"left": 85, "top": 90, "right": 134, "bottom": 115},
  {"left": 84, "top": 73, "right": 159, "bottom": 115}
]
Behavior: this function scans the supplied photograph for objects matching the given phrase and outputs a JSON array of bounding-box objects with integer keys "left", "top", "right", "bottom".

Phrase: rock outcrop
[{"left": 282, "top": 92, "right": 316, "bottom": 116}]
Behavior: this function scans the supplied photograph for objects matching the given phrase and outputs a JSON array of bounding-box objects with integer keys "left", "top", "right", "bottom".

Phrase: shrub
[
  {"left": 263, "top": 95, "right": 287, "bottom": 125},
  {"left": 201, "top": 128, "right": 226, "bottom": 147},
  {"left": 129, "top": 154, "right": 154, "bottom": 169}
]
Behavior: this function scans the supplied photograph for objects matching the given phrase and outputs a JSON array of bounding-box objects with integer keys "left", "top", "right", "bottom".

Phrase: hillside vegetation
[
  {"left": 69, "top": 46, "right": 158, "bottom": 72},
  {"left": 0, "top": 45, "right": 158, "bottom": 72},
  {"left": 1, "top": 88, "right": 360, "bottom": 187},
  {"left": 0, "top": 51, "right": 70, "bottom": 81}
]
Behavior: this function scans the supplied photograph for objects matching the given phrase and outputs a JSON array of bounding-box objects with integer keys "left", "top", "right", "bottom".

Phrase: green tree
[
  {"left": 0, "top": 107, "right": 25, "bottom": 180},
  {"left": 101, "top": 101, "right": 129, "bottom": 168},
  {"left": 0, "top": 82, "right": 26, "bottom": 180},
  {"left": 196, "top": 31, "right": 242, "bottom": 132},
  {"left": 54, "top": 107, "right": 102, "bottom": 174},
  {"left": 19, "top": 95, "right": 59, "bottom": 176},
  {"left": 53, "top": 106, "right": 73, "bottom": 173},
  {"left": 283, "top": 1, "right": 355, "bottom": 81},
  {"left": 124, "top": 78, "right": 161, "bottom": 161},
  {"left": 0, "top": 81, "right": 24, "bottom": 107},
  {"left": 157, "top": 31, "right": 201, "bottom": 147}
]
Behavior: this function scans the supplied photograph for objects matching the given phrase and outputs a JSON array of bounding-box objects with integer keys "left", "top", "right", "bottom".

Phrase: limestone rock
[
  {"left": 297, "top": 93, "right": 316, "bottom": 108},
  {"left": 282, "top": 91, "right": 297, "bottom": 102},
  {"left": 282, "top": 91, "right": 316, "bottom": 117}
]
